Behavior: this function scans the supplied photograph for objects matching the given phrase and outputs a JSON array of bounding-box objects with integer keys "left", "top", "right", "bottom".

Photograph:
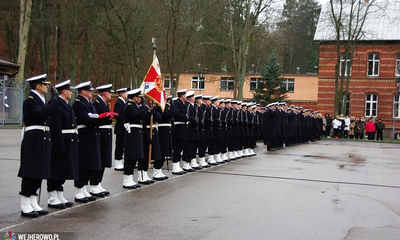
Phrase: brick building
[{"left": 314, "top": 1, "right": 400, "bottom": 137}]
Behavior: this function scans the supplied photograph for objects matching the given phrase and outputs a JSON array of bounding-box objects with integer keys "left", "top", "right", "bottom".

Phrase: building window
[
  {"left": 394, "top": 95, "right": 400, "bottom": 118},
  {"left": 396, "top": 54, "right": 400, "bottom": 76},
  {"left": 163, "top": 76, "right": 176, "bottom": 89},
  {"left": 220, "top": 77, "right": 234, "bottom": 91},
  {"left": 163, "top": 76, "right": 171, "bottom": 89},
  {"left": 340, "top": 54, "right": 352, "bottom": 76},
  {"left": 191, "top": 76, "right": 205, "bottom": 90},
  {"left": 367, "top": 53, "right": 379, "bottom": 76},
  {"left": 365, "top": 94, "right": 378, "bottom": 117},
  {"left": 250, "top": 78, "right": 263, "bottom": 91},
  {"left": 281, "top": 78, "right": 294, "bottom": 92}
]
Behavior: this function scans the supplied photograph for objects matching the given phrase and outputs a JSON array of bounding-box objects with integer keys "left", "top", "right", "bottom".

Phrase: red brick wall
[{"left": 317, "top": 42, "right": 400, "bottom": 134}]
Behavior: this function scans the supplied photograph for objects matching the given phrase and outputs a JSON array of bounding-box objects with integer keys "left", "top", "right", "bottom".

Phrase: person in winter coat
[
  {"left": 343, "top": 115, "right": 350, "bottom": 139},
  {"left": 354, "top": 117, "right": 363, "bottom": 139},
  {"left": 332, "top": 115, "right": 342, "bottom": 138},
  {"left": 365, "top": 118, "right": 376, "bottom": 140},
  {"left": 325, "top": 113, "right": 333, "bottom": 138},
  {"left": 375, "top": 119, "right": 385, "bottom": 141},
  {"left": 348, "top": 116, "right": 355, "bottom": 139}
]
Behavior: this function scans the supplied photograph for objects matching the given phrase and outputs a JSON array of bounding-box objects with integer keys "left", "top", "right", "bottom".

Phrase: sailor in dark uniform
[
  {"left": 19, "top": 74, "right": 58, "bottom": 217},
  {"left": 171, "top": 89, "right": 189, "bottom": 175},
  {"left": 211, "top": 96, "right": 224, "bottom": 163},
  {"left": 92, "top": 84, "right": 115, "bottom": 196},
  {"left": 228, "top": 100, "right": 240, "bottom": 159},
  {"left": 47, "top": 80, "right": 78, "bottom": 209},
  {"left": 219, "top": 99, "right": 230, "bottom": 161},
  {"left": 182, "top": 91, "right": 198, "bottom": 172},
  {"left": 265, "top": 103, "right": 279, "bottom": 151},
  {"left": 113, "top": 87, "right": 130, "bottom": 171},
  {"left": 72, "top": 81, "right": 111, "bottom": 203},
  {"left": 153, "top": 95, "right": 174, "bottom": 180},
  {"left": 122, "top": 88, "right": 144, "bottom": 189},
  {"left": 194, "top": 95, "right": 210, "bottom": 168}
]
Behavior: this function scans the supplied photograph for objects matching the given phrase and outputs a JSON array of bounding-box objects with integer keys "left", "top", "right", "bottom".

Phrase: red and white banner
[{"left": 141, "top": 56, "right": 166, "bottom": 112}]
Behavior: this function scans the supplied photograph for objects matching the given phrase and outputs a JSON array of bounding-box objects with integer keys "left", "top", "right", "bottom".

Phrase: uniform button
[
  {"left": 95, "top": 133, "right": 97, "bottom": 135},
  {"left": 72, "top": 124, "right": 75, "bottom": 126},
  {"left": 49, "top": 139, "right": 51, "bottom": 141},
  {"left": 71, "top": 139, "right": 74, "bottom": 142},
  {"left": 108, "top": 133, "right": 110, "bottom": 135},
  {"left": 44, "top": 137, "right": 46, "bottom": 140},
  {"left": 78, "top": 140, "right": 80, "bottom": 142}
]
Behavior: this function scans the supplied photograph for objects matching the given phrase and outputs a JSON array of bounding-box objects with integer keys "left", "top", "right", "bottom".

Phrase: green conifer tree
[{"left": 252, "top": 54, "right": 288, "bottom": 105}]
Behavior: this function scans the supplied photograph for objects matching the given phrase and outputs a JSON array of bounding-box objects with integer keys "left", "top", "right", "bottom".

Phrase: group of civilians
[{"left": 323, "top": 114, "right": 385, "bottom": 141}]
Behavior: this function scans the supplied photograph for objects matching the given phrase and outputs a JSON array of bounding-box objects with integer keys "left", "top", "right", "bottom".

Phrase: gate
[{"left": 0, "top": 76, "right": 25, "bottom": 126}]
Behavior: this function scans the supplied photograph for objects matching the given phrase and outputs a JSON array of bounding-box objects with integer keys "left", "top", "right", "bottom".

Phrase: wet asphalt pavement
[{"left": 1, "top": 129, "right": 400, "bottom": 240}]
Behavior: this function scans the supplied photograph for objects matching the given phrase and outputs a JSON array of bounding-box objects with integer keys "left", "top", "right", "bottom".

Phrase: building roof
[
  {"left": 314, "top": 1, "right": 400, "bottom": 41},
  {"left": 0, "top": 57, "right": 19, "bottom": 76}
]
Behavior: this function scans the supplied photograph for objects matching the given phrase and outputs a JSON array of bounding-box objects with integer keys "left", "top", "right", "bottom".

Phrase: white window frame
[
  {"left": 365, "top": 94, "right": 378, "bottom": 117},
  {"left": 281, "top": 78, "right": 295, "bottom": 92},
  {"left": 191, "top": 76, "right": 205, "bottom": 90},
  {"left": 367, "top": 53, "right": 380, "bottom": 76},
  {"left": 396, "top": 53, "right": 400, "bottom": 77},
  {"left": 220, "top": 77, "right": 234, "bottom": 91},
  {"left": 249, "top": 77, "right": 263, "bottom": 91},
  {"left": 340, "top": 54, "right": 352, "bottom": 76},
  {"left": 394, "top": 95, "right": 400, "bottom": 118},
  {"left": 163, "top": 76, "right": 171, "bottom": 89}
]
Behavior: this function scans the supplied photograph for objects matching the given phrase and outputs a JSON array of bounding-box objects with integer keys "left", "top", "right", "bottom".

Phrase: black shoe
[
  {"left": 36, "top": 209, "right": 49, "bottom": 215},
  {"left": 90, "top": 192, "right": 105, "bottom": 198},
  {"left": 102, "top": 191, "right": 110, "bottom": 196},
  {"left": 183, "top": 168, "right": 196, "bottom": 172},
  {"left": 75, "top": 197, "right": 89, "bottom": 203},
  {"left": 21, "top": 210, "right": 39, "bottom": 218},
  {"left": 48, "top": 203, "right": 66, "bottom": 209},
  {"left": 192, "top": 166, "right": 203, "bottom": 170},
  {"left": 208, "top": 162, "right": 218, "bottom": 166},
  {"left": 87, "top": 195, "right": 97, "bottom": 201},
  {"left": 138, "top": 180, "right": 154, "bottom": 185},
  {"left": 64, "top": 202, "right": 74, "bottom": 207},
  {"left": 123, "top": 184, "right": 141, "bottom": 189},
  {"left": 114, "top": 168, "right": 124, "bottom": 171},
  {"left": 172, "top": 170, "right": 187, "bottom": 175},
  {"left": 201, "top": 164, "right": 211, "bottom": 168},
  {"left": 153, "top": 176, "right": 166, "bottom": 181}
]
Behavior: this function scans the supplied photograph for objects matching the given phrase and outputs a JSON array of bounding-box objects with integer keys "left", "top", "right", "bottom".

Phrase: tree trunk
[{"left": 16, "top": 0, "right": 32, "bottom": 87}]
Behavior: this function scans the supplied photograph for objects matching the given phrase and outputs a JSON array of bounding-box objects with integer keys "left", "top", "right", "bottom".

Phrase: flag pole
[{"left": 147, "top": 38, "right": 157, "bottom": 165}]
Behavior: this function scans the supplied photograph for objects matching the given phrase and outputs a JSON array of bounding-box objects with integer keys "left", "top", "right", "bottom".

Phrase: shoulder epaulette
[
  {"left": 28, "top": 96, "right": 34, "bottom": 99},
  {"left": 127, "top": 103, "right": 132, "bottom": 105},
  {"left": 75, "top": 99, "right": 80, "bottom": 101},
  {"left": 96, "top": 100, "right": 100, "bottom": 103}
]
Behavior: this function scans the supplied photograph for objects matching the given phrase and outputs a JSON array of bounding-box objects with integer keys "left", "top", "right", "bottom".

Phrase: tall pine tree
[{"left": 252, "top": 54, "right": 288, "bottom": 105}]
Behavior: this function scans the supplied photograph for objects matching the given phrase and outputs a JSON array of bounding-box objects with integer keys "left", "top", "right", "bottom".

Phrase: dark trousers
[
  {"left": 325, "top": 126, "right": 331, "bottom": 137},
  {"left": 221, "top": 136, "right": 228, "bottom": 153},
  {"left": 183, "top": 140, "right": 194, "bottom": 162},
  {"left": 114, "top": 134, "right": 125, "bottom": 160},
  {"left": 90, "top": 168, "right": 105, "bottom": 185},
  {"left": 267, "top": 138, "right": 277, "bottom": 150},
  {"left": 333, "top": 128, "right": 339, "bottom": 138},
  {"left": 124, "top": 159, "right": 139, "bottom": 175},
  {"left": 198, "top": 140, "right": 207, "bottom": 158},
  {"left": 74, "top": 169, "right": 92, "bottom": 188},
  {"left": 355, "top": 133, "right": 363, "bottom": 139},
  {"left": 173, "top": 139, "right": 186, "bottom": 163},
  {"left": 20, "top": 177, "right": 42, "bottom": 197},
  {"left": 376, "top": 130, "right": 383, "bottom": 140},
  {"left": 228, "top": 137, "right": 237, "bottom": 151},
  {"left": 47, "top": 179, "right": 66, "bottom": 192},
  {"left": 367, "top": 132, "right": 375, "bottom": 140}
]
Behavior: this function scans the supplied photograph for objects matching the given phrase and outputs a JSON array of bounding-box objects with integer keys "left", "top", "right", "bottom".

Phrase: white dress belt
[
  {"left": 174, "top": 121, "right": 187, "bottom": 125},
  {"left": 77, "top": 125, "right": 87, "bottom": 129},
  {"left": 124, "top": 123, "right": 143, "bottom": 133},
  {"left": 61, "top": 129, "right": 78, "bottom": 134},
  {"left": 158, "top": 123, "right": 171, "bottom": 128},
  {"left": 25, "top": 125, "right": 50, "bottom": 132},
  {"left": 99, "top": 124, "right": 112, "bottom": 129},
  {"left": 146, "top": 124, "right": 158, "bottom": 130}
]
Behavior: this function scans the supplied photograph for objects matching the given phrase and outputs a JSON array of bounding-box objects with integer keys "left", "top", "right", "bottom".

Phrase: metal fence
[{"left": 0, "top": 76, "right": 25, "bottom": 126}]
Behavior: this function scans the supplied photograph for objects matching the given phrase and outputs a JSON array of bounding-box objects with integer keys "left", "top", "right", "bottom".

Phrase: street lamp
[
  {"left": 392, "top": 78, "right": 400, "bottom": 141},
  {"left": 198, "top": 69, "right": 203, "bottom": 94}
]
